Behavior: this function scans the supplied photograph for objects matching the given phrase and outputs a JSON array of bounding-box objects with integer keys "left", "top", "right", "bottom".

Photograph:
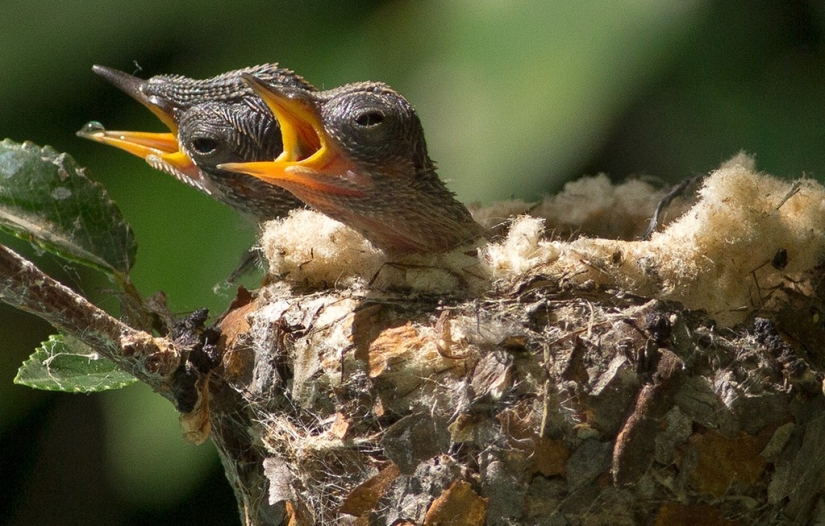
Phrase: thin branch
[{"left": 0, "top": 243, "right": 179, "bottom": 394}]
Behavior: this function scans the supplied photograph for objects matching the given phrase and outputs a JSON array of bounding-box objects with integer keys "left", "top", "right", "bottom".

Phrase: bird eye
[
  {"left": 191, "top": 137, "right": 220, "bottom": 155},
  {"left": 354, "top": 110, "right": 384, "bottom": 128}
]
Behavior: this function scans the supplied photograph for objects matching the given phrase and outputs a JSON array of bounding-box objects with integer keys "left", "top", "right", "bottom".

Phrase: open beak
[
  {"left": 219, "top": 74, "right": 365, "bottom": 197},
  {"left": 90, "top": 65, "right": 177, "bottom": 131},
  {"left": 78, "top": 65, "right": 204, "bottom": 189}
]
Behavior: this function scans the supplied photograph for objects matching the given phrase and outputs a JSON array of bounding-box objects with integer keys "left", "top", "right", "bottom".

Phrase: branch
[{"left": 0, "top": 244, "right": 179, "bottom": 393}]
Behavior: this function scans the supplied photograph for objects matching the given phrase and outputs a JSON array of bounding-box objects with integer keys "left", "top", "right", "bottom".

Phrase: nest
[{"left": 203, "top": 154, "right": 825, "bottom": 525}]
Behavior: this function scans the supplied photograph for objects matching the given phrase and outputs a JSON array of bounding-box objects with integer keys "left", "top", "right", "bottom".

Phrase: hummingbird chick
[
  {"left": 221, "top": 75, "right": 488, "bottom": 255},
  {"left": 79, "top": 64, "right": 315, "bottom": 219}
]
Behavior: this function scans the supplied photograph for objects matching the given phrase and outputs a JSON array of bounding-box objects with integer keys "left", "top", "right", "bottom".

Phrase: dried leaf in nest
[
  {"left": 339, "top": 463, "right": 401, "bottom": 518},
  {"left": 423, "top": 480, "right": 487, "bottom": 526},
  {"left": 654, "top": 502, "right": 740, "bottom": 526},
  {"left": 680, "top": 429, "right": 770, "bottom": 498}
]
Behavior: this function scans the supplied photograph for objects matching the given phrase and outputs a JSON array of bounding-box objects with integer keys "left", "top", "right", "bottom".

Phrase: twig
[
  {"left": 775, "top": 181, "right": 801, "bottom": 210},
  {"left": 0, "top": 244, "right": 179, "bottom": 394},
  {"left": 642, "top": 175, "right": 702, "bottom": 240}
]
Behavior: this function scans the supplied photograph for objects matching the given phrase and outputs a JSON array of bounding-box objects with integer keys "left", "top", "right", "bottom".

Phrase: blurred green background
[{"left": 2, "top": 1, "right": 824, "bottom": 524}]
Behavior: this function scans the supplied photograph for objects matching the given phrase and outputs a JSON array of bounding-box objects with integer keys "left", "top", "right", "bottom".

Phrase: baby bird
[
  {"left": 220, "top": 75, "right": 487, "bottom": 254},
  {"left": 79, "top": 64, "right": 313, "bottom": 219}
]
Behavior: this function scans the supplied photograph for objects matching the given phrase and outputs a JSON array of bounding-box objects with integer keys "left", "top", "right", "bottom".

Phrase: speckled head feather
[{"left": 93, "top": 64, "right": 314, "bottom": 117}]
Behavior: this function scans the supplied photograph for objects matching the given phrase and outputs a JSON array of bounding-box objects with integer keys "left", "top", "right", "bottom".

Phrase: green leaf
[
  {"left": 0, "top": 139, "right": 136, "bottom": 275},
  {"left": 14, "top": 334, "right": 137, "bottom": 392}
]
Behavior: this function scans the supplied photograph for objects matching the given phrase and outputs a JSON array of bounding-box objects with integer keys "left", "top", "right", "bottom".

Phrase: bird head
[
  {"left": 78, "top": 65, "right": 313, "bottom": 198},
  {"left": 221, "top": 75, "right": 432, "bottom": 197},
  {"left": 221, "top": 75, "right": 484, "bottom": 254}
]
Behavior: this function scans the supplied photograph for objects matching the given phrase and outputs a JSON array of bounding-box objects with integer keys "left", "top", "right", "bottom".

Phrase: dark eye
[
  {"left": 355, "top": 110, "right": 384, "bottom": 127},
  {"left": 191, "top": 137, "right": 220, "bottom": 155}
]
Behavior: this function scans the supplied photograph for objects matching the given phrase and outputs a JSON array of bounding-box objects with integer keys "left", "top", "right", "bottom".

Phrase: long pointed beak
[
  {"left": 80, "top": 65, "right": 181, "bottom": 161},
  {"left": 91, "top": 65, "right": 177, "bottom": 132},
  {"left": 77, "top": 125, "right": 178, "bottom": 158},
  {"left": 80, "top": 65, "right": 180, "bottom": 159},
  {"left": 78, "top": 66, "right": 204, "bottom": 189},
  {"left": 77, "top": 123, "right": 204, "bottom": 190},
  {"left": 219, "top": 74, "right": 365, "bottom": 197}
]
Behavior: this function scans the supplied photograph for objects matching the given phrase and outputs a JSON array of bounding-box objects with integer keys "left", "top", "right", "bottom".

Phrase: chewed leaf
[
  {"left": 0, "top": 139, "right": 136, "bottom": 275},
  {"left": 14, "top": 334, "right": 137, "bottom": 392}
]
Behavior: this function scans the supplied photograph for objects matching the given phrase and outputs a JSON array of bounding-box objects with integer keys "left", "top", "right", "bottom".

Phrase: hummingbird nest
[{"left": 211, "top": 153, "right": 825, "bottom": 524}]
